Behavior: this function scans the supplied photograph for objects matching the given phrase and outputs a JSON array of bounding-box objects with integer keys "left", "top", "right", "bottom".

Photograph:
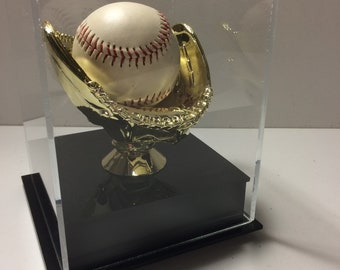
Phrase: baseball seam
[
  {"left": 75, "top": 12, "right": 171, "bottom": 69},
  {"left": 123, "top": 86, "right": 171, "bottom": 107}
]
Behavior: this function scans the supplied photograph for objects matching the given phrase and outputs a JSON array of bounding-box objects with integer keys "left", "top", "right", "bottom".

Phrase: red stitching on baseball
[
  {"left": 75, "top": 11, "right": 171, "bottom": 69},
  {"left": 116, "top": 84, "right": 173, "bottom": 107}
]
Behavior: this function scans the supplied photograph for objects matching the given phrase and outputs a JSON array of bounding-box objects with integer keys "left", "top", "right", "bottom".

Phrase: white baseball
[{"left": 72, "top": 2, "right": 180, "bottom": 107}]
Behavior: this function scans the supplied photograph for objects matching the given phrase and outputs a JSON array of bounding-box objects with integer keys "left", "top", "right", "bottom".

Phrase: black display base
[{"left": 22, "top": 130, "right": 262, "bottom": 269}]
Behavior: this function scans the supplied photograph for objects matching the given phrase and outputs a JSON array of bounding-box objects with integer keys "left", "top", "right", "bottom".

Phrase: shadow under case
[{"left": 20, "top": 0, "right": 277, "bottom": 269}]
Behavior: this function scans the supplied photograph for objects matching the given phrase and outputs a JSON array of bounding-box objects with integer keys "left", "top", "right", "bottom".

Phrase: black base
[
  {"left": 22, "top": 173, "right": 62, "bottom": 270},
  {"left": 22, "top": 131, "right": 262, "bottom": 269}
]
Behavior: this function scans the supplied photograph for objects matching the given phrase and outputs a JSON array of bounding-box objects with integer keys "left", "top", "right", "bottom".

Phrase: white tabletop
[{"left": 1, "top": 126, "right": 339, "bottom": 270}]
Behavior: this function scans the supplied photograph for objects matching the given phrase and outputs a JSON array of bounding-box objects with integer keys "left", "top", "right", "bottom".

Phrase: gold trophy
[{"left": 43, "top": 2, "right": 212, "bottom": 176}]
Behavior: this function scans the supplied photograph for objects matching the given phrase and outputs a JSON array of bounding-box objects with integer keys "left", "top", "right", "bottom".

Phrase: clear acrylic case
[{"left": 21, "top": 0, "right": 277, "bottom": 269}]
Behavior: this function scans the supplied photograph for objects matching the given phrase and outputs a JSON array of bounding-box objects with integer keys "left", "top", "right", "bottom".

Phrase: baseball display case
[{"left": 20, "top": 0, "right": 277, "bottom": 269}]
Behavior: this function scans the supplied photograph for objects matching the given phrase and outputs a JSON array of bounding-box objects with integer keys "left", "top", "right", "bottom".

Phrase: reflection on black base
[
  {"left": 84, "top": 174, "right": 176, "bottom": 217},
  {"left": 55, "top": 130, "right": 251, "bottom": 270}
]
